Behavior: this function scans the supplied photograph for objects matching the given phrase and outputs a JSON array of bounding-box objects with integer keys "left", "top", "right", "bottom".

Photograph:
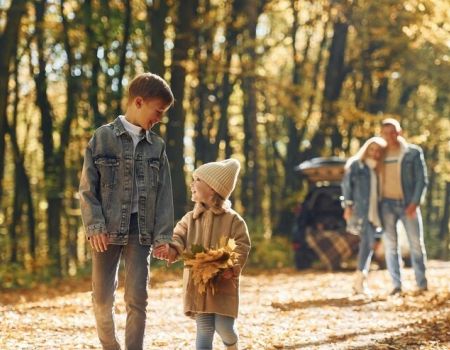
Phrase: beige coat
[{"left": 171, "top": 203, "right": 251, "bottom": 318}]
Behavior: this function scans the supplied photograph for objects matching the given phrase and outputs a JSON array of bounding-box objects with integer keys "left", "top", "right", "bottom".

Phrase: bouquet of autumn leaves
[{"left": 182, "top": 237, "right": 239, "bottom": 295}]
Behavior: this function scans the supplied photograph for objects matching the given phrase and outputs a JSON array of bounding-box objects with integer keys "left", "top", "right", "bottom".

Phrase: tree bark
[
  {"left": 166, "top": 0, "right": 197, "bottom": 219},
  {"left": 0, "top": 0, "right": 28, "bottom": 201},
  {"left": 240, "top": 0, "right": 267, "bottom": 219},
  {"left": 439, "top": 182, "right": 450, "bottom": 259},
  {"left": 315, "top": 3, "right": 352, "bottom": 156},
  {"left": 147, "top": 0, "right": 169, "bottom": 77},
  {"left": 82, "top": 0, "right": 106, "bottom": 128},
  {"left": 6, "top": 50, "right": 36, "bottom": 262},
  {"left": 114, "top": 0, "right": 132, "bottom": 116}
]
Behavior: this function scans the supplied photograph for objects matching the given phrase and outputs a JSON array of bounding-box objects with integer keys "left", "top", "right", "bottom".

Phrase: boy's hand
[
  {"left": 153, "top": 243, "right": 169, "bottom": 260},
  {"left": 90, "top": 233, "right": 109, "bottom": 252}
]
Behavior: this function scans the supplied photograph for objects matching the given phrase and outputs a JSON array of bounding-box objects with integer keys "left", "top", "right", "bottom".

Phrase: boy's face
[
  {"left": 133, "top": 97, "right": 170, "bottom": 130},
  {"left": 190, "top": 176, "right": 214, "bottom": 204}
]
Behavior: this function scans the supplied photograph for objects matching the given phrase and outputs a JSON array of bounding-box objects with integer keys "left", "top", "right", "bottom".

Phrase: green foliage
[
  {"left": 246, "top": 235, "right": 294, "bottom": 269},
  {"left": 0, "top": 263, "right": 48, "bottom": 289}
]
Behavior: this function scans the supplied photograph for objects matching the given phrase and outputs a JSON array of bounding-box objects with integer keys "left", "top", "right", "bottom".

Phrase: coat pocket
[
  {"left": 94, "top": 157, "right": 120, "bottom": 188},
  {"left": 147, "top": 158, "right": 160, "bottom": 188}
]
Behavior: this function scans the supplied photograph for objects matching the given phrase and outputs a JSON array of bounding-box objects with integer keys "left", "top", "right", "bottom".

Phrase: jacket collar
[
  {"left": 192, "top": 202, "right": 229, "bottom": 220},
  {"left": 112, "top": 116, "right": 153, "bottom": 144}
]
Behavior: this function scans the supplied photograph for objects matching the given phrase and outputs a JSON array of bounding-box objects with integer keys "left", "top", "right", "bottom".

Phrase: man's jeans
[
  {"left": 380, "top": 199, "right": 427, "bottom": 289},
  {"left": 91, "top": 213, "right": 151, "bottom": 350},
  {"left": 196, "top": 313, "right": 238, "bottom": 350}
]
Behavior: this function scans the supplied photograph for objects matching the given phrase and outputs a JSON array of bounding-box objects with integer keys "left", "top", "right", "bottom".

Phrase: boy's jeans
[
  {"left": 91, "top": 213, "right": 151, "bottom": 350},
  {"left": 196, "top": 313, "right": 238, "bottom": 350},
  {"left": 380, "top": 199, "right": 428, "bottom": 290}
]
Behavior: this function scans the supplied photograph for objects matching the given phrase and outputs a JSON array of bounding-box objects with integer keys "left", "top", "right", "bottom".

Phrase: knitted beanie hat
[{"left": 193, "top": 159, "right": 241, "bottom": 199}]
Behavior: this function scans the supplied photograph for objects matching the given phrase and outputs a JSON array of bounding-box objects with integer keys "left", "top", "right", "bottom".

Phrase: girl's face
[
  {"left": 190, "top": 176, "right": 214, "bottom": 204},
  {"left": 366, "top": 143, "right": 383, "bottom": 161}
]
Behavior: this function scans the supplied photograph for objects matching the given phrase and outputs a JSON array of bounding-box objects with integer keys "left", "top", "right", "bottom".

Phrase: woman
[{"left": 341, "top": 137, "right": 387, "bottom": 294}]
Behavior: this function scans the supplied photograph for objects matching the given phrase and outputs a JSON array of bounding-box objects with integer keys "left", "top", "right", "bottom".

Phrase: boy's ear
[{"left": 134, "top": 96, "right": 143, "bottom": 108}]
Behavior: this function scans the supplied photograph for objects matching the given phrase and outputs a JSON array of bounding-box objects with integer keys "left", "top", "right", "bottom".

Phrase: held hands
[
  {"left": 153, "top": 243, "right": 169, "bottom": 260},
  {"left": 152, "top": 244, "right": 179, "bottom": 266},
  {"left": 90, "top": 233, "right": 109, "bottom": 253}
]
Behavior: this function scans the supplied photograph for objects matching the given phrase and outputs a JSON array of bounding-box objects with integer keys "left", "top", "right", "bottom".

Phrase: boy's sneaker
[{"left": 389, "top": 287, "right": 402, "bottom": 296}]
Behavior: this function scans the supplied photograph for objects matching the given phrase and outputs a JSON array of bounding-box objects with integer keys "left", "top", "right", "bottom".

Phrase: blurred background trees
[{"left": 0, "top": 0, "right": 448, "bottom": 285}]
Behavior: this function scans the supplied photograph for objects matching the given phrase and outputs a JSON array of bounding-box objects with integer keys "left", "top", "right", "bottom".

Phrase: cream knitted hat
[{"left": 193, "top": 159, "right": 241, "bottom": 199}]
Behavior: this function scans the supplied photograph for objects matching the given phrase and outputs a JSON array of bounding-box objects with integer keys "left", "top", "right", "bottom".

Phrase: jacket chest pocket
[
  {"left": 95, "top": 157, "right": 120, "bottom": 188},
  {"left": 147, "top": 158, "right": 160, "bottom": 188}
]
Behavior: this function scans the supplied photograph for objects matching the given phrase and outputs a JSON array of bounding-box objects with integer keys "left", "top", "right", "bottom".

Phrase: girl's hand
[
  {"left": 167, "top": 247, "right": 178, "bottom": 265},
  {"left": 222, "top": 268, "right": 234, "bottom": 279}
]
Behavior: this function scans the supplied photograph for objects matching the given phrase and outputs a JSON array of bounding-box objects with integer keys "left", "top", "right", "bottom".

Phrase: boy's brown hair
[{"left": 127, "top": 72, "right": 174, "bottom": 106}]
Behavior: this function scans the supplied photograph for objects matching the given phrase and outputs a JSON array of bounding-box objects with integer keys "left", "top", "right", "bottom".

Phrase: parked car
[
  {"left": 291, "top": 157, "right": 349, "bottom": 270},
  {"left": 291, "top": 157, "right": 409, "bottom": 270}
]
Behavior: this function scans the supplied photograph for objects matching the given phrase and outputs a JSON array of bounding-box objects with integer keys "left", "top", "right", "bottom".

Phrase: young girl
[
  {"left": 168, "top": 159, "right": 251, "bottom": 350},
  {"left": 341, "top": 137, "right": 387, "bottom": 294}
]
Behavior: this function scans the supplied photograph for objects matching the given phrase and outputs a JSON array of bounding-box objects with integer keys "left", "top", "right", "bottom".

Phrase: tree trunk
[
  {"left": 193, "top": 0, "right": 213, "bottom": 167},
  {"left": 240, "top": 0, "right": 266, "bottom": 219},
  {"left": 212, "top": 0, "right": 242, "bottom": 161},
  {"left": 275, "top": 0, "right": 307, "bottom": 235},
  {"left": 0, "top": 0, "right": 28, "bottom": 201},
  {"left": 316, "top": 3, "right": 352, "bottom": 156},
  {"left": 424, "top": 145, "right": 438, "bottom": 230},
  {"left": 114, "top": 0, "right": 132, "bottom": 116},
  {"left": 6, "top": 51, "right": 36, "bottom": 262},
  {"left": 83, "top": 0, "right": 106, "bottom": 128},
  {"left": 147, "top": 0, "right": 169, "bottom": 77},
  {"left": 439, "top": 182, "right": 450, "bottom": 259},
  {"left": 166, "top": 0, "right": 197, "bottom": 219}
]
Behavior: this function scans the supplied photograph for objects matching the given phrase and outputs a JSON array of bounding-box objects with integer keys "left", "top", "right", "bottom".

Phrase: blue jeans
[
  {"left": 380, "top": 199, "right": 427, "bottom": 289},
  {"left": 91, "top": 213, "right": 152, "bottom": 350},
  {"left": 196, "top": 313, "right": 238, "bottom": 350},
  {"left": 357, "top": 221, "right": 377, "bottom": 273}
]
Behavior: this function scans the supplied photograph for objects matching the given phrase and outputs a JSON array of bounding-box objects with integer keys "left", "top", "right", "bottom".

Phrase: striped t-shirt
[{"left": 382, "top": 149, "right": 403, "bottom": 200}]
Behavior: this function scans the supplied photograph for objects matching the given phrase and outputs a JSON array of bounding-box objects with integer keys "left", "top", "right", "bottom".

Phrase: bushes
[{"left": 246, "top": 235, "right": 294, "bottom": 269}]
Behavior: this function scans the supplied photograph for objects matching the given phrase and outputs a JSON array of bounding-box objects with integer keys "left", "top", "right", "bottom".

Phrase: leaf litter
[{"left": 0, "top": 260, "right": 449, "bottom": 349}]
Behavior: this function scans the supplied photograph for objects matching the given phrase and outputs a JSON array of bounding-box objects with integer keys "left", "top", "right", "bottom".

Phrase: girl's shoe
[{"left": 353, "top": 270, "right": 370, "bottom": 295}]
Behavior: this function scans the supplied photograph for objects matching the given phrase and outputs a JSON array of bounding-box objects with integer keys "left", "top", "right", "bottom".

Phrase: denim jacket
[
  {"left": 79, "top": 117, "right": 174, "bottom": 245},
  {"left": 398, "top": 143, "right": 428, "bottom": 206},
  {"left": 341, "top": 160, "right": 372, "bottom": 219}
]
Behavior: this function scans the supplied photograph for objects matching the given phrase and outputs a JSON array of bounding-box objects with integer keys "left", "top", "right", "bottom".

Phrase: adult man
[{"left": 380, "top": 118, "right": 428, "bottom": 295}]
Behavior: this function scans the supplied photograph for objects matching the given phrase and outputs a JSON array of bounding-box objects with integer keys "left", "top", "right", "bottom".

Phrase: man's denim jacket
[
  {"left": 398, "top": 143, "right": 428, "bottom": 206},
  {"left": 79, "top": 117, "right": 174, "bottom": 245}
]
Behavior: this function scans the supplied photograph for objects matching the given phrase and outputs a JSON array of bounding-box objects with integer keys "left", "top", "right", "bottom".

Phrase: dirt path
[{"left": 1, "top": 260, "right": 449, "bottom": 349}]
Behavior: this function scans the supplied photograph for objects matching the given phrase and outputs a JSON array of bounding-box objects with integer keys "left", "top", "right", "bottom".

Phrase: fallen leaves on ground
[{"left": 1, "top": 260, "right": 449, "bottom": 349}]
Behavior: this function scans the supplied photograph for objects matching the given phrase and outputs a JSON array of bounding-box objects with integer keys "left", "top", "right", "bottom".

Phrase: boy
[{"left": 79, "top": 72, "right": 174, "bottom": 350}]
